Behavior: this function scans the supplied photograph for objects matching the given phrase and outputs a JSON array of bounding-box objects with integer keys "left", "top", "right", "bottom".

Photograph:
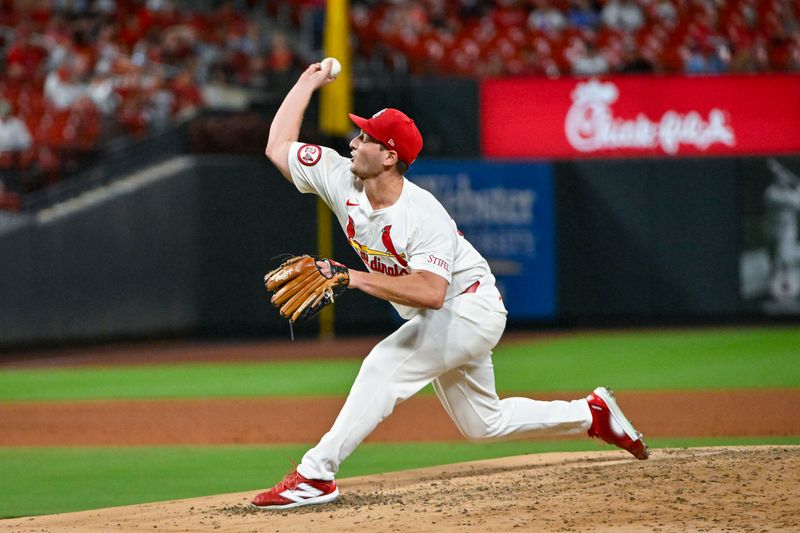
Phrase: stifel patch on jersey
[{"left": 297, "top": 144, "right": 322, "bottom": 166}]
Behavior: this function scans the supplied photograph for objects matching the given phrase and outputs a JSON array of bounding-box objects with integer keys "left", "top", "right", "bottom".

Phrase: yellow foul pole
[{"left": 317, "top": 0, "right": 352, "bottom": 339}]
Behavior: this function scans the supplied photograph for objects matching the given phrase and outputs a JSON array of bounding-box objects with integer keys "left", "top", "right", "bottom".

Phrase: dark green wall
[
  {"left": 0, "top": 155, "right": 402, "bottom": 348},
  {"left": 555, "top": 158, "right": 741, "bottom": 320}
]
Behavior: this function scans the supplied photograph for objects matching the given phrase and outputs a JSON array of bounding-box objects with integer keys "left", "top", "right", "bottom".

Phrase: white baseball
[{"left": 322, "top": 57, "right": 341, "bottom": 79}]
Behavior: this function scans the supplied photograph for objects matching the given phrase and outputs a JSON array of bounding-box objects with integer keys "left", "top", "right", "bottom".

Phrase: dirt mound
[{"left": 4, "top": 446, "right": 798, "bottom": 532}]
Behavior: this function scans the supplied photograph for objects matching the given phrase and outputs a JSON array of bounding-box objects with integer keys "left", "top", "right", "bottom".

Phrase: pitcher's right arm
[{"left": 266, "top": 62, "right": 336, "bottom": 182}]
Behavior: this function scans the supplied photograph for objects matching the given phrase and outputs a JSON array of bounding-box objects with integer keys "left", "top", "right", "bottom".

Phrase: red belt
[{"left": 461, "top": 280, "right": 480, "bottom": 294}]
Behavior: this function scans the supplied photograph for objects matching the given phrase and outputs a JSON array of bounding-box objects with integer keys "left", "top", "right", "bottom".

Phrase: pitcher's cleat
[
  {"left": 251, "top": 469, "right": 339, "bottom": 509},
  {"left": 586, "top": 387, "right": 650, "bottom": 460}
]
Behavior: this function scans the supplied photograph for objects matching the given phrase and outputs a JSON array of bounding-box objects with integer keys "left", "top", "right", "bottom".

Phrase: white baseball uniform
[{"left": 288, "top": 142, "right": 593, "bottom": 481}]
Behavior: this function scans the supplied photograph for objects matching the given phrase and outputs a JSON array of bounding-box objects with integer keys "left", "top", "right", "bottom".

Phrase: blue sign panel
[{"left": 408, "top": 161, "right": 556, "bottom": 319}]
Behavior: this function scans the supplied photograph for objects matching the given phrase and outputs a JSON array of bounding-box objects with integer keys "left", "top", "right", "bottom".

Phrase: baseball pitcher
[{"left": 252, "top": 60, "right": 649, "bottom": 510}]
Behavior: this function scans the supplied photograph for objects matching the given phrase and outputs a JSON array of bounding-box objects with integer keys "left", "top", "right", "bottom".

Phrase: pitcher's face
[{"left": 349, "top": 131, "right": 394, "bottom": 179}]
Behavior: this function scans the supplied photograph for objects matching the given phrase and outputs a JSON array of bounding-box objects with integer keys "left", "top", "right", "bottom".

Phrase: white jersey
[{"left": 289, "top": 142, "right": 494, "bottom": 318}]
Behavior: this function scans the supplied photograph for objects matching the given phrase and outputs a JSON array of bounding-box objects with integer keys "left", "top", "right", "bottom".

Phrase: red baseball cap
[{"left": 349, "top": 108, "right": 423, "bottom": 166}]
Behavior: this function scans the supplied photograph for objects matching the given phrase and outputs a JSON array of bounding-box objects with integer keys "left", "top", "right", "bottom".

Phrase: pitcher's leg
[
  {"left": 433, "top": 355, "right": 592, "bottom": 441},
  {"left": 298, "top": 312, "right": 452, "bottom": 480}
]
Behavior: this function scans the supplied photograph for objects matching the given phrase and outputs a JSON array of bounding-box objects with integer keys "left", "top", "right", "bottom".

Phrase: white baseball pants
[{"left": 297, "top": 280, "right": 592, "bottom": 481}]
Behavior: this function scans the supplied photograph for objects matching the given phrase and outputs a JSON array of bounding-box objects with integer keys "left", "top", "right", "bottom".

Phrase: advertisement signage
[
  {"left": 739, "top": 157, "right": 800, "bottom": 315},
  {"left": 408, "top": 161, "right": 556, "bottom": 318},
  {"left": 482, "top": 74, "right": 800, "bottom": 159}
]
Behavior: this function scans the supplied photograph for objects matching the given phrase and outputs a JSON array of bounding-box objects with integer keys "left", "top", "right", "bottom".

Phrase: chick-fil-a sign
[
  {"left": 481, "top": 74, "right": 800, "bottom": 158},
  {"left": 564, "top": 79, "right": 735, "bottom": 154}
]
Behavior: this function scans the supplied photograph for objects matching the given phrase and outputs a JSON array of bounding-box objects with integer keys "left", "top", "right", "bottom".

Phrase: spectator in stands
[
  {"left": 681, "top": 39, "right": 712, "bottom": 74},
  {"left": 169, "top": 67, "right": 203, "bottom": 119},
  {"left": 4, "top": 23, "right": 47, "bottom": 80},
  {"left": 789, "top": 37, "right": 800, "bottom": 71},
  {"left": 119, "top": 15, "right": 146, "bottom": 53},
  {"left": 0, "top": 98, "right": 33, "bottom": 201},
  {"left": 601, "top": 0, "right": 644, "bottom": 32},
  {"left": 42, "top": 25, "right": 74, "bottom": 72},
  {"left": 144, "top": 67, "right": 175, "bottom": 130},
  {"left": 749, "top": 35, "right": 774, "bottom": 72},
  {"left": 619, "top": 41, "right": 657, "bottom": 73},
  {"left": 229, "top": 20, "right": 269, "bottom": 59},
  {"left": 160, "top": 24, "right": 197, "bottom": 67},
  {"left": 708, "top": 40, "right": 733, "bottom": 73},
  {"left": 567, "top": 0, "right": 600, "bottom": 31},
  {"left": 649, "top": 0, "right": 678, "bottom": 29},
  {"left": 87, "top": 72, "right": 118, "bottom": 115},
  {"left": 528, "top": 0, "right": 568, "bottom": 34},
  {"left": 267, "top": 31, "right": 297, "bottom": 86},
  {"left": 569, "top": 40, "right": 610, "bottom": 76},
  {"left": 0, "top": 99, "right": 33, "bottom": 160},
  {"left": 44, "top": 65, "right": 88, "bottom": 110},
  {"left": 458, "top": 0, "right": 487, "bottom": 20},
  {"left": 245, "top": 54, "right": 271, "bottom": 90},
  {"left": 202, "top": 64, "right": 248, "bottom": 110},
  {"left": 94, "top": 24, "right": 124, "bottom": 76}
]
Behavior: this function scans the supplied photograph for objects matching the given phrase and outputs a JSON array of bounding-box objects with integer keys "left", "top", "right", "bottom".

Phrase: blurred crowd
[
  {"left": 1, "top": 0, "right": 800, "bottom": 210},
  {"left": 346, "top": 0, "right": 800, "bottom": 77},
  {"left": 0, "top": 0, "right": 301, "bottom": 202}
]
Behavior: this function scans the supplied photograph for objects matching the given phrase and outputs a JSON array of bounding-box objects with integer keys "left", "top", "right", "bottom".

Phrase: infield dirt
[{"left": 3, "top": 446, "right": 798, "bottom": 532}]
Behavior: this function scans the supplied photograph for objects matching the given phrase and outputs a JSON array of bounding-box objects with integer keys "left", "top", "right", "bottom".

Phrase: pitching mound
[{"left": 4, "top": 446, "right": 798, "bottom": 532}]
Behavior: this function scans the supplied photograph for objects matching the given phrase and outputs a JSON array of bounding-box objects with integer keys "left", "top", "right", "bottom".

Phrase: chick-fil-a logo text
[{"left": 564, "top": 79, "right": 736, "bottom": 155}]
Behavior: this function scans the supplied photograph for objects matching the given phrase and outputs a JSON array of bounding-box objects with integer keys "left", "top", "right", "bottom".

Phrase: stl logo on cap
[{"left": 348, "top": 108, "right": 424, "bottom": 166}]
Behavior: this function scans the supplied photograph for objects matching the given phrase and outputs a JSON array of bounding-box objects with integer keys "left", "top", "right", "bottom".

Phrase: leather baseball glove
[{"left": 264, "top": 255, "right": 350, "bottom": 322}]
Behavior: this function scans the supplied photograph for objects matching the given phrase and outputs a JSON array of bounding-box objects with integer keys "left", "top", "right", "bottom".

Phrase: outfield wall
[
  {"left": 0, "top": 156, "right": 402, "bottom": 347},
  {"left": 555, "top": 158, "right": 741, "bottom": 319},
  {"left": 2, "top": 153, "right": 798, "bottom": 348}
]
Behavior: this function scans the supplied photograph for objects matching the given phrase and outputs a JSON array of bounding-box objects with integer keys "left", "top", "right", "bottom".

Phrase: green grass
[
  {"left": 493, "top": 326, "right": 800, "bottom": 392},
  {"left": 2, "top": 437, "right": 798, "bottom": 518},
  {"left": 0, "top": 327, "right": 798, "bottom": 402},
  {"left": 0, "top": 359, "right": 363, "bottom": 402}
]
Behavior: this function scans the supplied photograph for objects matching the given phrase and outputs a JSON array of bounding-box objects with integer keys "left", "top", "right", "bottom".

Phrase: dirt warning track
[{"left": 1, "top": 389, "right": 798, "bottom": 446}]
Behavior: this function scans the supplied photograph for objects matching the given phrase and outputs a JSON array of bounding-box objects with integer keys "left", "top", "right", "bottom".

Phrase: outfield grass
[
  {"left": 2, "top": 437, "right": 799, "bottom": 518},
  {"left": 0, "top": 326, "right": 798, "bottom": 402}
]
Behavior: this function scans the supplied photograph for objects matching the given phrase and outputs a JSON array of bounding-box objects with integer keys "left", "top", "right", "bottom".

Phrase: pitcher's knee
[
  {"left": 357, "top": 353, "right": 391, "bottom": 383},
  {"left": 458, "top": 421, "right": 502, "bottom": 442}
]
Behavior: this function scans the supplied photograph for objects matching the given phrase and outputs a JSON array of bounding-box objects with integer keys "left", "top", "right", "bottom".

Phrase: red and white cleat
[
  {"left": 251, "top": 469, "right": 339, "bottom": 510},
  {"left": 586, "top": 387, "right": 650, "bottom": 460}
]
